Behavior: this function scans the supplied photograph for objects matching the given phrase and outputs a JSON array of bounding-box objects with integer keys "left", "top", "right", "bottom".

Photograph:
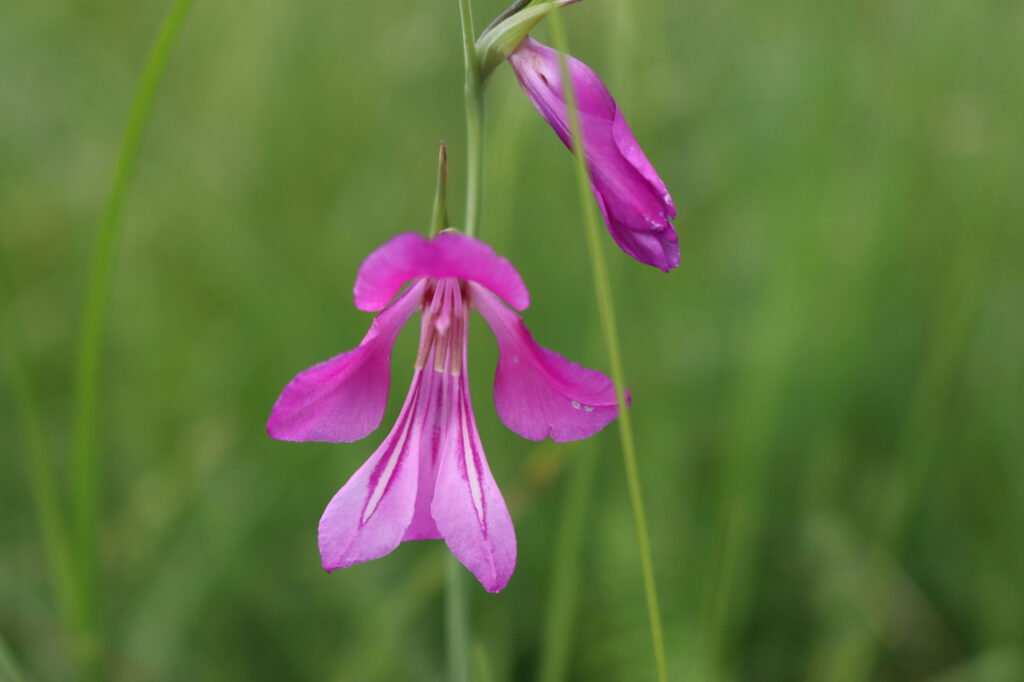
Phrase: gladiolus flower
[
  {"left": 508, "top": 37, "right": 679, "bottom": 272},
  {"left": 267, "top": 231, "right": 620, "bottom": 592}
]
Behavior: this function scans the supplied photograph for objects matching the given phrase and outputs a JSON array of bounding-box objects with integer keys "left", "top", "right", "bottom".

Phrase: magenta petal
[
  {"left": 318, "top": 372, "right": 425, "bottom": 571},
  {"left": 508, "top": 37, "right": 679, "bottom": 271},
  {"left": 593, "top": 181, "right": 680, "bottom": 274},
  {"left": 471, "top": 283, "right": 620, "bottom": 442},
  {"left": 431, "top": 371, "right": 516, "bottom": 593},
  {"left": 353, "top": 232, "right": 530, "bottom": 312},
  {"left": 267, "top": 279, "right": 426, "bottom": 443},
  {"left": 401, "top": 352, "right": 449, "bottom": 541}
]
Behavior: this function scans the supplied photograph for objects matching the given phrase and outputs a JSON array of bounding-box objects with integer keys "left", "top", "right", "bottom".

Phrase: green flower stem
[
  {"left": 69, "top": 0, "right": 195, "bottom": 671},
  {"left": 0, "top": 630, "right": 27, "bottom": 682},
  {"left": 446, "top": 553, "right": 471, "bottom": 682},
  {"left": 537, "top": 446, "right": 596, "bottom": 682},
  {"left": 548, "top": 9, "right": 669, "bottom": 682},
  {"left": 9, "top": 360, "right": 84, "bottom": 674},
  {"left": 0, "top": 274, "right": 85, "bottom": 677},
  {"left": 450, "top": 6, "right": 479, "bottom": 680},
  {"left": 458, "top": 0, "right": 484, "bottom": 237}
]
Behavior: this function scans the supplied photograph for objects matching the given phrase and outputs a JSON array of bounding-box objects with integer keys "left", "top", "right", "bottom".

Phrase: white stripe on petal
[
  {"left": 460, "top": 391, "right": 485, "bottom": 528},
  {"left": 362, "top": 384, "right": 419, "bottom": 524}
]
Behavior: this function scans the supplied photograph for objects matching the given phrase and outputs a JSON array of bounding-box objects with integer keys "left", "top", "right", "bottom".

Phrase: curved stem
[
  {"left": 547, "top": 9, "right": 669, "bottom": 682},
  {"left": 458, "top": 0, "right": 484, "bottom": 236},
  {"left": 70, "top": 0, "right": 196, "bottom": 674},
  {"left": 0, "top": 631, "right": 27, "bottom": 682},
  {"left": 1, "top": 264, "right": 84, "bottom": 677}
]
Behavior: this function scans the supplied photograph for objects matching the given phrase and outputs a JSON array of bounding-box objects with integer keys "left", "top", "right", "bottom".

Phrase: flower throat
[{"left": 415, "top": 277, "right": 469, "bottom": 375}]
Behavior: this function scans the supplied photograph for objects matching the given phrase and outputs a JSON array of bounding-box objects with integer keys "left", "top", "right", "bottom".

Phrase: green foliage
[{"left": 1, "top": 0, "right": 1022, "bottom": 680}]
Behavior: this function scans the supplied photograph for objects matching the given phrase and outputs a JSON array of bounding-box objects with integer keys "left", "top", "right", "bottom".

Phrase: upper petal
[
  {"left": 354, "top": 232, "right": 529, "bottom": 312},
  {"left": 267, "top": 279, "right": 426, "bottom": 443},
  {"left": 431, "top": 369, "right": 516, "bottom": 593},
  {"left": 318, "top": 371, "right": 426, "bottom": 571},
  {"left": 470, "top": 283, "right": 621, "bottom": 443}
]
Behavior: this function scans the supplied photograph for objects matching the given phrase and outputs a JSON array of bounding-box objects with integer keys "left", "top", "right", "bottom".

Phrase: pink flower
[
  {"left": 508, "top": 37, "right": 679, "bottom": 272},
  {"left": 267, "top": 231, "right": 620, "bottom": 592}
]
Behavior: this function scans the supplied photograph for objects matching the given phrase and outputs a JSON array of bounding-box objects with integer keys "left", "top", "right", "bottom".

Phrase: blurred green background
[{"left": 2, "top": 0, "right": 1023, "bottom": 680}]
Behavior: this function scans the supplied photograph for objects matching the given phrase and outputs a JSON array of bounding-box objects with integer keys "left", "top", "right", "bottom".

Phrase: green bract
[{"left": 475, "top": 1, "right": 574, "bottom": 82}]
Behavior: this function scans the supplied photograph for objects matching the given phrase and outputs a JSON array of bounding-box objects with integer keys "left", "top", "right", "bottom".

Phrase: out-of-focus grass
[{"left": 2, "top": 0, "right": 1023, "bottom": 680}]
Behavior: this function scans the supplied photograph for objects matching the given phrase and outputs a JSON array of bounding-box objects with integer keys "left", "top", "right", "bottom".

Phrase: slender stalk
[
  {"left": 447, "top": 5, "right": 479, "bottom": 681},
  {"left": 548, "top": 9, "right": 669, "bottom": 682},
  {"left": 8, "top": 360, "right": 85, "bottom": 674},
  {"left": 458, "top": 0, "right": 484, "bottom": 236},
  {"left": 1, "top": 267, "right": 85, "bottom": 678},
  {"left": 446, "top": 554, "right": 471, "bottom": 682},
  {"left": 69, "top": 0, "right": 196, "bottom": 672},
  {"left": 0, "top": 630, "right": 27, "bottom": 682},
  {"left": 537, "top": 447, "right": 597, "bottom": 682}
]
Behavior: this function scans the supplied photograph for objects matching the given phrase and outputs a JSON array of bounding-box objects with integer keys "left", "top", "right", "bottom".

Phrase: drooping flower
[
  {"left": 508, "top": 36, "right": 679, "bottom": 272},
  {"left": 267, "top": 231, "right": 620, "bottom": 592}
]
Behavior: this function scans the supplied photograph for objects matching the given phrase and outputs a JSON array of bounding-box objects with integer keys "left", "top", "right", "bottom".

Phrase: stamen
[
  {"left": 416, "top": 277, "right": 469, "bottom": 376},
  {"left": 414, "top": 322, "right": 435, "bottom": 370},
  {"left": 433, "top": 328, "right": 451, "bottom": 373}
]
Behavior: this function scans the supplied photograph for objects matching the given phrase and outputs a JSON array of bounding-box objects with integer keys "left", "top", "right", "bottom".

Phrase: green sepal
[
  {"left": 476, "top": 1, "right": 572, "bottom": 82},
  {"left": 429, "top": 141, "right": 449, "bottom": 236}
]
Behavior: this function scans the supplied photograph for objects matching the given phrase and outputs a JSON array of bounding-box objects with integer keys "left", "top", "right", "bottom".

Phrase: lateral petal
[
  {"left": 267, "top": 279, "right": 426, "bottom": 443},
  {"left": 431, "top": 370, "right": 516, "bottom": 593},
  {"left": 471, "top": 283, "right": 621, "bottom": 443}
]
